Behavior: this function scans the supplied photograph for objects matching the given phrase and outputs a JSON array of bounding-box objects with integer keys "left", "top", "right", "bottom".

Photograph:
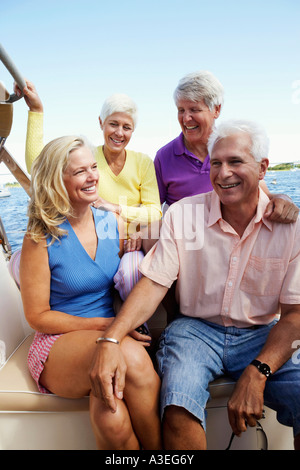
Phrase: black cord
[{"left": 225, "top": 419, "right": 268, "bottom": 450}]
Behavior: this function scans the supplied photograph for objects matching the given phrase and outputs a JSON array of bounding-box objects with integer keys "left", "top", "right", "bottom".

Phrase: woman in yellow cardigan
[{"left": 18, "top": 80, "right": 162, "bottom": 301}]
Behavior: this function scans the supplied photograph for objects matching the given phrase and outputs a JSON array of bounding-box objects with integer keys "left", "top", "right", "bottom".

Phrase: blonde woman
[{"left": 20, "top": 135, "right": 162, "bottom": 450}]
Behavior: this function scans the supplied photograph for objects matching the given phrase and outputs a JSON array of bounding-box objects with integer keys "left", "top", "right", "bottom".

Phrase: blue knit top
[{"left": 47, "top": 207, "right": 120, "bottom": 318}]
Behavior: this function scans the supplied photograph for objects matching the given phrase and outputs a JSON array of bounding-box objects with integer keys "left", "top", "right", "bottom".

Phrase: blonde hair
[{"left": 27, "top": 135, "right": 91, "bottom": 244}]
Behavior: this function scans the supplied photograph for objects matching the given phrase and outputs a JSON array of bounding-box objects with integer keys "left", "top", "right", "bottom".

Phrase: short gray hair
[
  {"left": 99, "top": 93, "right": 138, "bottom": 128},
  {"left": 207, "top": 119, "right": 269, "bottom": 162},
  {"left": 173, "top": 70, "right": 224, "bottom": 111}
]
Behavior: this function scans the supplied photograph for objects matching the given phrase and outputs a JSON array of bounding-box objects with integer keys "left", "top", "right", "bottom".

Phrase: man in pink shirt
[{"left": 92, "top": 120, "right": 300, "bottom": 450}]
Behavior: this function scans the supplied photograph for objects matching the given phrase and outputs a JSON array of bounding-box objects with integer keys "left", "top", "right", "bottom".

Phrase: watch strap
[{"left": 250, "top": 359, "right": 272, "bottom": 377}]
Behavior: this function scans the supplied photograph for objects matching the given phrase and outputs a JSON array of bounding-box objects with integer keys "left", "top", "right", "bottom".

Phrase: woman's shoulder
[
  {"left": 125, "top": 149, "right": 155, "bottom": 172},
  {"left": 21, "top": 233, "right": 48, "bottom": 261},
  {"left": 94, "top": 145, "right": 106, "bottom": 167},
  {"left": 126, "top": 148, "right": 152, "bottom": 161}
]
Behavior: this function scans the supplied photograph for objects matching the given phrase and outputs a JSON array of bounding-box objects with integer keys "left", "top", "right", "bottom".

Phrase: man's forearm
[
  {"left": 228, "top": 304, "right": 300, "bottom": 435},
  {"left": 104, "top": 276, "right": 168, "bottom": 342}
]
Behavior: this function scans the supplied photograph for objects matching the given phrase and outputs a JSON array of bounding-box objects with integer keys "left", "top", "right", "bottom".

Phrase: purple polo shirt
[{"left": 154, "top": 133, "right": 213, "bottom": 206}]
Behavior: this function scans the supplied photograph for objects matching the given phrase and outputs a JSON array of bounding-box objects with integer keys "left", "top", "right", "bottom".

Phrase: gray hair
[
  {"left": 207, "top": 119, "right": 270, "bottom": 162},
  {"left": 173, "top": 70, "right": 224, "bottom": 111},
  {"left": 99, "top": 93, "right": 138, "bottom": 128}
]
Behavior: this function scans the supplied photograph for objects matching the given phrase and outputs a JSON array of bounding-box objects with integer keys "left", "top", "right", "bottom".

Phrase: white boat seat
[{"left": 0, "top": 334, "right": 90, "bottom": 413}]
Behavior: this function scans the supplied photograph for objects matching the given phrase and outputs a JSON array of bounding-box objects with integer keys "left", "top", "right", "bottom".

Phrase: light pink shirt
[{"left": 140, "top": 189, "right": 300, "bottom": 328}]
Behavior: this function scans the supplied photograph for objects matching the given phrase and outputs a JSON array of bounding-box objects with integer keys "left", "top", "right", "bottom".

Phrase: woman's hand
[
  {"left": 129, "top": 328, "right": 151, "bottom": 346},
  {"left": 125, "top": 231, "right": 142, "bottom": 252},
  {"left": 14, "top": 79, "right": 43, "bottom": 113},
  {"left": 92, "top": 197, "right": 121, "bottom": 215}
]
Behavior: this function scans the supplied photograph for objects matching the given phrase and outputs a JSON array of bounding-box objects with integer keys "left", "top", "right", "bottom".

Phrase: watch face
[{"left": 259, "top": 363, "right": 271, "bottom": 376}]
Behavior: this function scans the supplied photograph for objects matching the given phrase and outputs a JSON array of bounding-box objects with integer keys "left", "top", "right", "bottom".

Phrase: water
[
  {"left": 0, "top": 186, "right": 28, "bottom": 252},
  {"left": 264, "top": 170, "right": 300, "bottom": 206},
  {"left": 1, "top": 171, "right": 300, "bottom": 253}
]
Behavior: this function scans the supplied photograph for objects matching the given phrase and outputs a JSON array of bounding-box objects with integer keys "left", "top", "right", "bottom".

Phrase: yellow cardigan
[{"left": 25, "top": 112, "right": 162, "bottom": 237}]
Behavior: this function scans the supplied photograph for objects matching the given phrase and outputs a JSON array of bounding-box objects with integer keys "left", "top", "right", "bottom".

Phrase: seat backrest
[
  {"left": 0, "top": 251, "right": 32, "bottom": 364},
  {"left": 0, "top": 82, "right": 13, "bottom": 138}
]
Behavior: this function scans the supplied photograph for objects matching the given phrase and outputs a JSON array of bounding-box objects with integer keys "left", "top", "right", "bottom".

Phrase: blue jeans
[{"left": 156, "top": 316, "right": 300, "bottom": 437}]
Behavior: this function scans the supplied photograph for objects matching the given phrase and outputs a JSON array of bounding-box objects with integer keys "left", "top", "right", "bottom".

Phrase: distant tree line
[{"left": 268, "top": 163, "right": 300, "bottom": 171}]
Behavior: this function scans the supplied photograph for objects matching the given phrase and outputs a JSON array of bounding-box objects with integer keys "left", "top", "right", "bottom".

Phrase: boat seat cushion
[
  {"left": 0, "top": 334, "right": 89, "bottom": 412},
  {"left": 0, "top": 333, "right": 235, "bottom": 413}
]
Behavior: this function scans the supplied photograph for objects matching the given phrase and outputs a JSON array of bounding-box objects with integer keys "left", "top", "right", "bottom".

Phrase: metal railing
[{"left": 0, "top": 43, "right": 30, "bottom": 257}]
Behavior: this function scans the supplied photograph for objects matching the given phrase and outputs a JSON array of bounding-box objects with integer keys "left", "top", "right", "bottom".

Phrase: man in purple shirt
[
  {"left": 154, "top": 70, "right": 222, "bottom": 209},
  {"left": 154, "top": 132, "right": 212, "bottom": 207},
  {"left": 153, "top": 70, "right": 299, "bottom": 222}
]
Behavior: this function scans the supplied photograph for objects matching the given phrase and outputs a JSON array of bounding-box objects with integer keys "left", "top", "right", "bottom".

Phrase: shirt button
[
  {"left": 228, "top": 281, "right": 233, "bottom": 287},
  {"left": 232, "top": 257, "right": 237, "bottom": 263}
]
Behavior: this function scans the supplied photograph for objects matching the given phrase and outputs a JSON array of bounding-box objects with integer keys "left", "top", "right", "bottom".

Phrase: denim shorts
[{"left": 156, "top": 316, "right": 300, "bottom": 437}]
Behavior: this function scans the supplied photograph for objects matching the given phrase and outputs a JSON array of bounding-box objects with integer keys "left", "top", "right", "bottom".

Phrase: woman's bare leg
[
  {"left": 90, "top": 393, "right": 140, "bottom": 449},
  {"left": 120, "top": 337, "right": 162, "bottom": 449},
  {"left": 39, "top": 330, "right": 161, "bottom": 449}
]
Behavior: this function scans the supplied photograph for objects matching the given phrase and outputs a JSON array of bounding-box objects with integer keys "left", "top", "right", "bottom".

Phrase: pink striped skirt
[{"left": 27, "top": 331, "right": 62, "bottom": 394}]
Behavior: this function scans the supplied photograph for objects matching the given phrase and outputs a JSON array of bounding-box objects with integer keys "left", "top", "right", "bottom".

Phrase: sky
[{"left": 1, "top": 0, "right": 300, "bottom": 182}]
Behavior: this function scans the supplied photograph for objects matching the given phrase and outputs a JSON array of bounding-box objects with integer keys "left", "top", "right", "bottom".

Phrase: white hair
[
  {"left": 99, "top": 93, "right": 138, "bottom": 128},
  {"left": 173, "top": 70, "right": 224, "bottom": 111},
  {"left": 207, "top": 119, "right": 269, "bottom": 162}
]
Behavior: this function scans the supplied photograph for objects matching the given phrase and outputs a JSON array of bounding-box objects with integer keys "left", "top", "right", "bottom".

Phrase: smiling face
[
  {"left": 63, "top": 146, "right": 99, "bottom": 207},
  {"left": 210, "top": 132, "right": 269, "bottom": 211},
  {"left": 99, "top": 112, "right": 134, "bottom": 155},
  {"left": 176, "top": 98, "right": 221, "bottom": 149}
]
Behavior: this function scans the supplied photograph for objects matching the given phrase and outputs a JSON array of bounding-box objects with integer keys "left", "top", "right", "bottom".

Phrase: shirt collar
[
  {"left": 208, "top": 191, "right": 223, "bottom": 227},
  {"left": 255, "top": 188, "right": 273, "bottom": 230},
  {"left": 208, "top": 187, "right": 273, "bottom": 231},
  {"left": 174, "top": 133, "right": 210, "bottom": 169},
  {"left": 174, "top": 133, "right": 186, "bottom": 156}
]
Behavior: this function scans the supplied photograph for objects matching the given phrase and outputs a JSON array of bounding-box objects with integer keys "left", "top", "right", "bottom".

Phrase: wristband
[{"left": 96, "top": 337, "right": 120, "bottom": 345}]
